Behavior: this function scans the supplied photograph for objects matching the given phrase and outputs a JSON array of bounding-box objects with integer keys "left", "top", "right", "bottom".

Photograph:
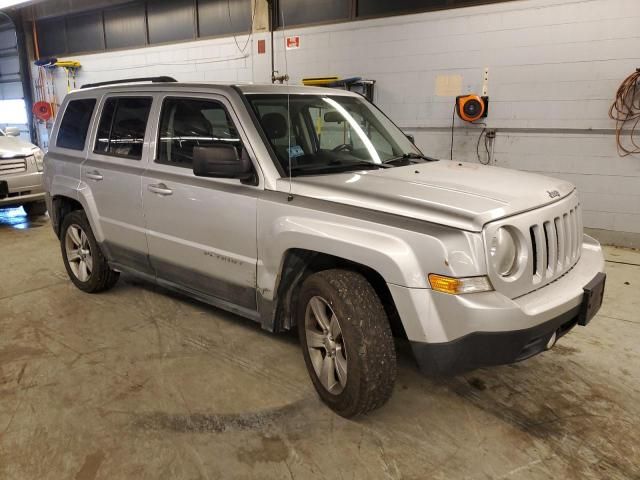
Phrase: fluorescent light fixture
[{"left": 0, "top": 0, "right": 32, "bottom": 9}]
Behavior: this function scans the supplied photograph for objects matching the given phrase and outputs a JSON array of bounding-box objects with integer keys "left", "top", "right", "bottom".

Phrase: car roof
[{"left": 73, "top": 81, "right": 361, "bottom": 98}]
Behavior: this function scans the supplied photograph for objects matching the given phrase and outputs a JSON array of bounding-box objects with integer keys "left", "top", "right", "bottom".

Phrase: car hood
[
  {"left": 0, "top": 135, "right": 37, "bottom": 158},
  {"left": 276, "top": 160, "right": 576, "bottom": 231}
]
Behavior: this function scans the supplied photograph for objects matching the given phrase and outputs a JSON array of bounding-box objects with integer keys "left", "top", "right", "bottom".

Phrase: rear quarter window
[{"left": 56, "top": 99, "right": 97, "bottom": 150}]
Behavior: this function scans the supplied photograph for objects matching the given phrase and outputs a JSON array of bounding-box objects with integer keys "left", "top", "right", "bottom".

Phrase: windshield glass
[{"left": 247, "top": 94, "right": 422, "bottom": 176}]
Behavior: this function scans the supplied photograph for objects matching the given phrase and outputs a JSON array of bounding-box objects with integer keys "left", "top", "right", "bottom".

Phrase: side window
[
  {"left": 157, "top": 97, "right": 241, "bottom": 168},
  {"left": 94, "top": 97, "right": 152, "bottom": 160},
  {"left": 56, "top": 99, "right": 96, "bottom": 150}
]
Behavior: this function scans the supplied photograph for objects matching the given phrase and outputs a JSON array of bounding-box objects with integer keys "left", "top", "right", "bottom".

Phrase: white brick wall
[{"left": 37, "top": 0, "right": 640, "bottom": 245}]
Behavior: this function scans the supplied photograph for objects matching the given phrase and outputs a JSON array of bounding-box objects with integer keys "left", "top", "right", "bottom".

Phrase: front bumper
[
  {"left": 0, "top": 171, "right": 45, "bottom": 208},
  {"left": 410, "top": 304, "right": 582, "bottom": 375},
  {"left": 389, "top": 235, "right": 605, "bottom": 375}
]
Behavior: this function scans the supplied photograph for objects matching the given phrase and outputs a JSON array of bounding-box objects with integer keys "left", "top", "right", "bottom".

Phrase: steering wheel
[{"left": 332, "top": 143, "right": 353, "bottom": 152}]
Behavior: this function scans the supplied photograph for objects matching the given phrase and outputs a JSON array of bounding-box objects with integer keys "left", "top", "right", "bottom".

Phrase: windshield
[{"left": 247, "top": 94, "right": 422, "bottom": 176}]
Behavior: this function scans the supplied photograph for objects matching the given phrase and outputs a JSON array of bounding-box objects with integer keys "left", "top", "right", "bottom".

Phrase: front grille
[
  {"left": 529, "top": 204, "right": 582, "bottom": 285},
  {"left": 0, "top": 157, "right": 27, "bottom": 175},
  {"left": 483, "top": 191, "right": 583, "bottom": 299}
]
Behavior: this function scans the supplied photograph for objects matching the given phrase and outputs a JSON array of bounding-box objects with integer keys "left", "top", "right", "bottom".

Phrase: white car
[{"left": 0, "top": 127, "right": 47, "bottom": 216}]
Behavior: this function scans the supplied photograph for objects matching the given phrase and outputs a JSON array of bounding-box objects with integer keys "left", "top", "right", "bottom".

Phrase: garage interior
[{"left": 1, "top": 0, "right": 639, "bottom": 478}]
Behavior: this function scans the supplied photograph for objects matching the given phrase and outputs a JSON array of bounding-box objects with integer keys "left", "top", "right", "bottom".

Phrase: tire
[
  {"left": 23, "top": 201, "right": 47, "bottom": 217},
  {"left": 60, "top": 210, "right": 119, "bottom": 293},
  {"left": 297, "top": 269, "right": 397, "bottom": 418}
]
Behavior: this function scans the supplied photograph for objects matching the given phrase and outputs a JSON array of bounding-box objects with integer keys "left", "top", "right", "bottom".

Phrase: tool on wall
[
  {"left": 56, "top": 60, "right": 82, "bottom": 92},
  {"left": 32, "top": 58, "right": 83, "bottom": 123},
  {"left": 609, "top": 68, "right": 640, "bottom": 156},
  {"left": 450, "top": 91, "right": 493, "bottom": 163},
  {"left": 32, "top": 101, "right": 53, "bottom": 123},
  {"left": 456, "top": 94, "right": 489, "bottom": 122},
  {"left": 33, "top": 57, "right": 58, "bottom": 123}
]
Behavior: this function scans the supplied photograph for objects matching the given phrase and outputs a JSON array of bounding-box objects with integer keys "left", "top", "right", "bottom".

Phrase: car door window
[
  {"left": 156, "top": 97, "right": 241, "bottom": 168},
  {"left": 57, "top": 99, "right": 97, "bottom": 151},
  {"left": 94, "top": 97, "right": 152, "bottom": 160}
]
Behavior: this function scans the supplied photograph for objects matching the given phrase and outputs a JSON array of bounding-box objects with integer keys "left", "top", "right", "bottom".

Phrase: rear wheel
[
  {"left": 60, "top": 210, "right": 119, "bottom": 293},
  {"left": 23, "top": 201, "right": 47, "bottom": 217},
  {"left": 298, "top": 269, "right": 396, "bottom": 418}
]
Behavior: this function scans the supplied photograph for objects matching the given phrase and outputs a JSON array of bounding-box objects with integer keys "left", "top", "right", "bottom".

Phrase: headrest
[{"left": 261, "top": 112, "right": 288, "bottom": 139}]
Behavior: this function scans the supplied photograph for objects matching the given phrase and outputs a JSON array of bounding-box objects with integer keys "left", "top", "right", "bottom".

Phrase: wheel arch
[
  {"left": 51, "top": 188, "right": 104, "bottom": 243},
  {"left": 50, "top": 195, "right": 84, "bottom": 238},
  {"left": 269, "top": 248, "right": 406, "bottom": 340}
]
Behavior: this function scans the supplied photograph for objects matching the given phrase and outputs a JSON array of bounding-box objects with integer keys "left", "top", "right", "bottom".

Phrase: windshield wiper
[{"left": 382, "top": 152, "right": 439, "bottom": 165}]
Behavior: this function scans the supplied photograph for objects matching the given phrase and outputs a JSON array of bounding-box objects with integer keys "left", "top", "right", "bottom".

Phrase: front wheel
[
  {"left": 60, "top": 210, "right": 119, "bottom": 293},
  {"left": 298, "top": 269, "right": 397, "bottom": 418}
]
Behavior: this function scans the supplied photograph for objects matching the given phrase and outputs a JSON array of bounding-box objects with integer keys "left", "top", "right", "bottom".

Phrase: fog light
[{"left": 428, "top": 274, "right": 492, "bottom": 295}]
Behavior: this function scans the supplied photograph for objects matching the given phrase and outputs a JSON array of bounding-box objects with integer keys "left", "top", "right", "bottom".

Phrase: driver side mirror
[
  {"left": 193, "top": 144, "right": 255, "bottom": 183},
  {"left": 4, "top": 127, "right": 20, "bottom": 137}
]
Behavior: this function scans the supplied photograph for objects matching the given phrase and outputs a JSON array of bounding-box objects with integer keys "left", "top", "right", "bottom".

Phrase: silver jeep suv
[
  {"left": 44, "top": 78, "right": 606, "bottom": 417},
  {"left": 0, "top": 127, "right": 47, "bottom": 216}
]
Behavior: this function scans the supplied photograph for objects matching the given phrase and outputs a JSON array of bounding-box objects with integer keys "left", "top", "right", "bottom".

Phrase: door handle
[
  {"left": 148, "top": 183, "right": 173, "bottom": 196},
  {"left": 86, "top": 171, "right": 103, "bottom": 181}
]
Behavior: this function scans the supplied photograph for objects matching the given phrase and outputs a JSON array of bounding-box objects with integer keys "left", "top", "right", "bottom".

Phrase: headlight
[
  {"left": 33, "top": 148, "right": 45, "bottom": 172},
  {"left": 490, "top": 227, "right": 518, "bottom": 277},
  {"left": 428, "top": 274, "right": 493, "bottom": 295}
]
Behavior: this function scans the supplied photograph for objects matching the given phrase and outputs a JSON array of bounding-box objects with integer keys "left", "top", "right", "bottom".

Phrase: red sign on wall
[
  {"left": 285, "top": 36, "right": 300, "bottom": 50},
  {"left": 257, "top": 39, "right": 266, "bottom": 54}
]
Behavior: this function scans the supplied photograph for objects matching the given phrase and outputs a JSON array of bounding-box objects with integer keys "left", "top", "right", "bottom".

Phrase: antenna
[
  {"left": 286, "top": 92, "right": 293, "bottom": 201},
  {"left": 280, "top": 4, "right": 293, "bottom": 201}
]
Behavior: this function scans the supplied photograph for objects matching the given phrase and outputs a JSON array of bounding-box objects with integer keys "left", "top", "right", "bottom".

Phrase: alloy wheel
[
  {"left": 64, "top": 224, "right": 93, "bottom": 282},
  {"left": 305, "top": 296, "right": 348, "bottom": 394}
]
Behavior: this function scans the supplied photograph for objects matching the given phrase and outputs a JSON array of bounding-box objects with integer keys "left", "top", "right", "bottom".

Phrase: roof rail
[{"left": 81, "top": 76, "right": 177, "bottom": 89}]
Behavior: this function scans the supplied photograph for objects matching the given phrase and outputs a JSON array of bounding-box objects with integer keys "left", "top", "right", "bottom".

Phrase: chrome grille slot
[
  {"left": 563, "top": 212, "right": 572, "bottom": 266},
  {"left": 571, "top": 207, "right": 580, "bottom": 261},
  {"left": 0, "top": 157, "right": 27, "bottom": 174},
  {"left": 484, "top": 191, "right": 583, "bottom": 299},
  {"left": 530, "top": 224, "right": 544, "bottom": 284},
  {"left": 555, "top": 216, "right": 565, "bottom": 270},
  {"left": 543, "top": 220, "right": 556, "bottom": 275}
]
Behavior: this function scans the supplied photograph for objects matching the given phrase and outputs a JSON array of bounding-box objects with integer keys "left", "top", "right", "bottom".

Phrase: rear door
[
  {"left": 82, "top": 93, "right": 154, "bottom": 275},
  {"left": 141, "top": 93, "right": 260, "bottom": 312}
]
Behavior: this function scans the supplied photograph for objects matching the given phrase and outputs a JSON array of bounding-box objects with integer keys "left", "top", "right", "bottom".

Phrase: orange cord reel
[
  {"left": 456, "top": 94, "right": 489, "bottom": 122},
  {"left": 33, "top": 101, "right": 53, "bottom": 122}
]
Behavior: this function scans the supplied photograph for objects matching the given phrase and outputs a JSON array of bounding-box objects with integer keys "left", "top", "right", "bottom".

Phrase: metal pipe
[{"left": 268, "top": 0, "right": 275, "bottom": 83}]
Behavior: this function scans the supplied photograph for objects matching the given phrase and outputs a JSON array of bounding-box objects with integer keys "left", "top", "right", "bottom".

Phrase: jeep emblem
[{"left": 547, "top": 190, "right": 560, "bottom": 199}]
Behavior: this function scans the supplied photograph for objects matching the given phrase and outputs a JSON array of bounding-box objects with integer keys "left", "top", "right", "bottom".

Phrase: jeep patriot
[{"left": 44, "top": 78, "right": 606, "bottom": 417}]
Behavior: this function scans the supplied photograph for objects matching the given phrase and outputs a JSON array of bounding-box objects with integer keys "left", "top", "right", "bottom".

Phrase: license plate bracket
[{"left": 578, "top": 272, "right": 606, "bottom": 326}]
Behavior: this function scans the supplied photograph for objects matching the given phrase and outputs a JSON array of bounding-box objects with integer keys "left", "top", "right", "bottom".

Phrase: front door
[{"left": 142, "top": 94, "right": 259, "bottom": 312}]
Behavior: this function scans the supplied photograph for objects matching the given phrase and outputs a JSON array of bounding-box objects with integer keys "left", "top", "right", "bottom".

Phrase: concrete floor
[{"left": 0, "top": 207, "right": 639, "bottom": 480}]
